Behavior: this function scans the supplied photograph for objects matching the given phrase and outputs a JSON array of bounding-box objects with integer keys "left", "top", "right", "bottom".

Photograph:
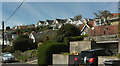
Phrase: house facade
[
  {"left": 108, "top": 13, "right": 119, "bottom": 25},
  {"left": 52, "top": 18, "right": 67, "bottom": 30},
  {"left": 80, "top": 23, "right": 90, "bottom": 35},
  {"left": 29, "top": 32, "right": 44, "bottom": 43},
  {"left": 37, "top": 20, "right": 45, "bottom": 26},
  {"left": 45, "top": 20, "right": 54, "bottom": 26},
  {"left": 89, "top": 25, "right": 118, "bottom": 36},
  {"left": 65, "top": 18, "right": 74, "bottom": 24}
]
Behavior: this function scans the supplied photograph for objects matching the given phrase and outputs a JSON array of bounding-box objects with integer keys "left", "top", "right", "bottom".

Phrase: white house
[
  {"left": 29, "top": 32, "right": 44, "bottom": 43},
  {"left": 45, "top": 20, "right": 54, "bottom": 26},
  {"left": 0, "top": 34, "right": 2, "bottom": 45},
  {"left": 75, "top": 20, "right": 83, "bottom": 26},
  {"left": 108, "top": 13, "right": 119, "bottom": 25},
  {"left": 52, "top": 18, "right": 67, "bottom": 29},
  {"left": 0, "top": 35, "right": 11, "bottom": 45},
  {"left": 37, "top": 20, "right": 45, "bottom": 26},
  {"left": 82, "top": 18, "right": 88, "bottom": 23},
  {"left": 12, "top": 34, "right": 18, "bottom": 39},
  {"left": 65, "top": 18, "right": 74, "bottom": 24},
  {"left": 80, "top": 23, "right": 90, "bottom": 35},
  {"left": 80, "top": 20, "right": 95, "bottom": 35}
]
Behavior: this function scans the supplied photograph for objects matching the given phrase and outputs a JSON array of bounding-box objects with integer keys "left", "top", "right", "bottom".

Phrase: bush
[
  {"left": 38, "top": 43, "right": 68, "bottom": 66},
  {"left": 64, "top": 35, "right": 87, "bottom": 43},
  {"left": 12, "top": 35, "right": 36, "bottom": 52},
  {"left": 4, "top": 46, "right": 14, "bottom": 53},
  {"left": 56, "top": 24, "right": 80, "bottom": 42}
]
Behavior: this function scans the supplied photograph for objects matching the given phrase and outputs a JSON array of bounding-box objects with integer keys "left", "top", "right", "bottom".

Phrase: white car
[{"left": 0, "top": 53, "right": 15, "bottom": 63}]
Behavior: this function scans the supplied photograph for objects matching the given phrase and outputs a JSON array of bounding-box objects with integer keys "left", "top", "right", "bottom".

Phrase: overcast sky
[{"left": 0, "top": 0, "right": 119, "bottom": 29}]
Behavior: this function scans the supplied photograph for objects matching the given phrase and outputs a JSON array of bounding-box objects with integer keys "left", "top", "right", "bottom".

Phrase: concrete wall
[
  {"left": 53, "top": 54, "right": 69, "bottom": 66},
  {"left": 70, "top": 41, "right": 91, "bottom": 53},
  {"left": 70, "top": 40, "right": 118, "bottom": 54},
  {"left": 118, "top": 38, "right": 120, "bottom": 54},
  {"left": 84, "top": 34, "right": 118, "bottom": 41},
  {"left": 98, "top": 56, "right": 119, "bottom": 64},
  {"left": 91, "top": 41, "right": 118, "bottom": 54},
  {"left": 53, "top": 54, "right": 119, "bottom": 65},
  {"left": 53, "top": 54, "right": 78, "bottom": 66}
]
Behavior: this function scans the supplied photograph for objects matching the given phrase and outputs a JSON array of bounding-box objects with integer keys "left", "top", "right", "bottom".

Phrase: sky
[
  {"left": 2, "top": 0, "right": 120, "bottom": 2},
  {"left": 0, "top": 1, "right": 119, "bottom": 29}
]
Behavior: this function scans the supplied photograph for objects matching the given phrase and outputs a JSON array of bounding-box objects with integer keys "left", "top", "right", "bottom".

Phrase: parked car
[
  {"left": 74, "top": 48, "right": 113, "bottom": 66},
  {"left": 0, "top": 53, "right": 15, "bottom": 63}
]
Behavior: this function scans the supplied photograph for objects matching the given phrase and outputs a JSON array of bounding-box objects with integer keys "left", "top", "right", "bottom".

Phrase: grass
[
  {"left": 13, "top": 49, "right": 37, "bottom": 62},
  {"left": 112, "top": 54, "right": 120, "bottom": 59}
]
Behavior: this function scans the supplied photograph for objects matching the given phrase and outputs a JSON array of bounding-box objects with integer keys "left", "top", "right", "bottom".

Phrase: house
[
  {"left": 94, "top": 13, "right": 119, "bottom": 26},
  {"left": 89, "top": 25, "right": 118, "bottom": 36},
  {"left": 108, "top": 13, "right": 119, "bottom": 25},
  {"left": 0, "top": 32, "right": 12, "bottom": 45},
  {"left": 12, "top": 26, "right": 19, "bottom": 30},
  {"left": 18, "top": 26, "right": 27, "bottom": 29},
  {"left": 45, "top": 20, "right": 54, "bottom": 26},
  {"left": 87, "top": 20, "right": 96, "bottom": 28},
  {"left": 37, "top": 20, "right": 45, "bottom": 26},
  {"left": 80, "top": 20, "right": 95, "bottom": 35},
  {"left": 52, "top": 18, "right": 67, "bottom": 30},
  {"left": 82, "top": 18, "right": 88, "bottom": 23},
  {"left": 94, "top": 18, "right": 103, "bottom": 26},
  {"left": 65, "top": 18, "right": 74, "bottom": 24},
  {"left": 52, "top": 18, "right": 67, "bottom": 24},
  {"left": 29, "top": 30, "right": 56, "bottom": 43},
  {"left": 29, "top": 32, "right": 44, "bottom": 43},
  {"left": 0, "top": 30, "right": 2, "bottom": 45},
  {"left": 12, "top": 34, "right": 18, "bottom": 39},
  {"left": 80, "top": 23, "right": 90, "bottom": 35},
  {"left": 4, "top": 33, "right": 17, "bottom": 45},
  {"left": 27, "top": 24, "right": 35, "bottom": 28},
  {"left": 75, "top": 20, "right": 83, "bottom": 26},
  {"left": 66, "top": 18, "right": 83, "bottom": 26}
]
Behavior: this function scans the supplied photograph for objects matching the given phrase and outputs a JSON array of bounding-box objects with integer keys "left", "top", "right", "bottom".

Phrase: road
[
  {"left": 0, "top": 60, "right": 39, "bottom": 66},
  {"left": 1, "top": 63, "right": 39, "bottom": 66}
]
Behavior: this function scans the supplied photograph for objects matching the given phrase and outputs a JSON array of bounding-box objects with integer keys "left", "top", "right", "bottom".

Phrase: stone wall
[{"left": 70, "top": 41, "right": 91, "bottom": 53}]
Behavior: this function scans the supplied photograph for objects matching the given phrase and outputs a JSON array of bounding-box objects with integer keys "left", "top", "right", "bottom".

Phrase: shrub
[
  {"left": 64, "top": 35, "right": 87, "bottom": 43},
  {"left": 12, "top": 35, "right": 36, "bottom": 52},
  {"left": 56, "top": 24, "right": 80, "bottom": 42},
  {"left": 4, "top": 46, "right": 14, "bottom": 53},
  {"left": 38, "top": 43, "right": 68, "bottom": 66}
]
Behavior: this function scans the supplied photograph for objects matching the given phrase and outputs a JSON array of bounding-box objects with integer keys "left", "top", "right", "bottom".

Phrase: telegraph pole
[{"left": 2, "top": 21, "right": 4, "bottom": 53}]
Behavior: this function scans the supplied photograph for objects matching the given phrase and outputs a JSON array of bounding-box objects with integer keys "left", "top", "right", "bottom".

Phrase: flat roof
[{"left": 96, "top": 41, "right": 118, "bottom": 43}]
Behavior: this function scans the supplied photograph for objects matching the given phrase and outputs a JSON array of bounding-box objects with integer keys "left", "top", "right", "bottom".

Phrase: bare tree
[{"left": 94, "top": 10, "right": 113, "bottom": 25}]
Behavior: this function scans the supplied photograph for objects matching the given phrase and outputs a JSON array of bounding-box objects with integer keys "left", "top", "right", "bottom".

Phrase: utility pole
[{"left": 2, "top": 21, "right": 4, "bottom": 53}]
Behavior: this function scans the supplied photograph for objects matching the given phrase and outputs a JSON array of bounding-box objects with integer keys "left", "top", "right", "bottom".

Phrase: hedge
[
  {"left": 38, "top": 35, "right": 87, "bottom": 66},
  {"left": 38, "top": 43, "right": 68, "bottom": 66},
  {"left": 64, "top": 35, "right": 87, "bottom": 43}
]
